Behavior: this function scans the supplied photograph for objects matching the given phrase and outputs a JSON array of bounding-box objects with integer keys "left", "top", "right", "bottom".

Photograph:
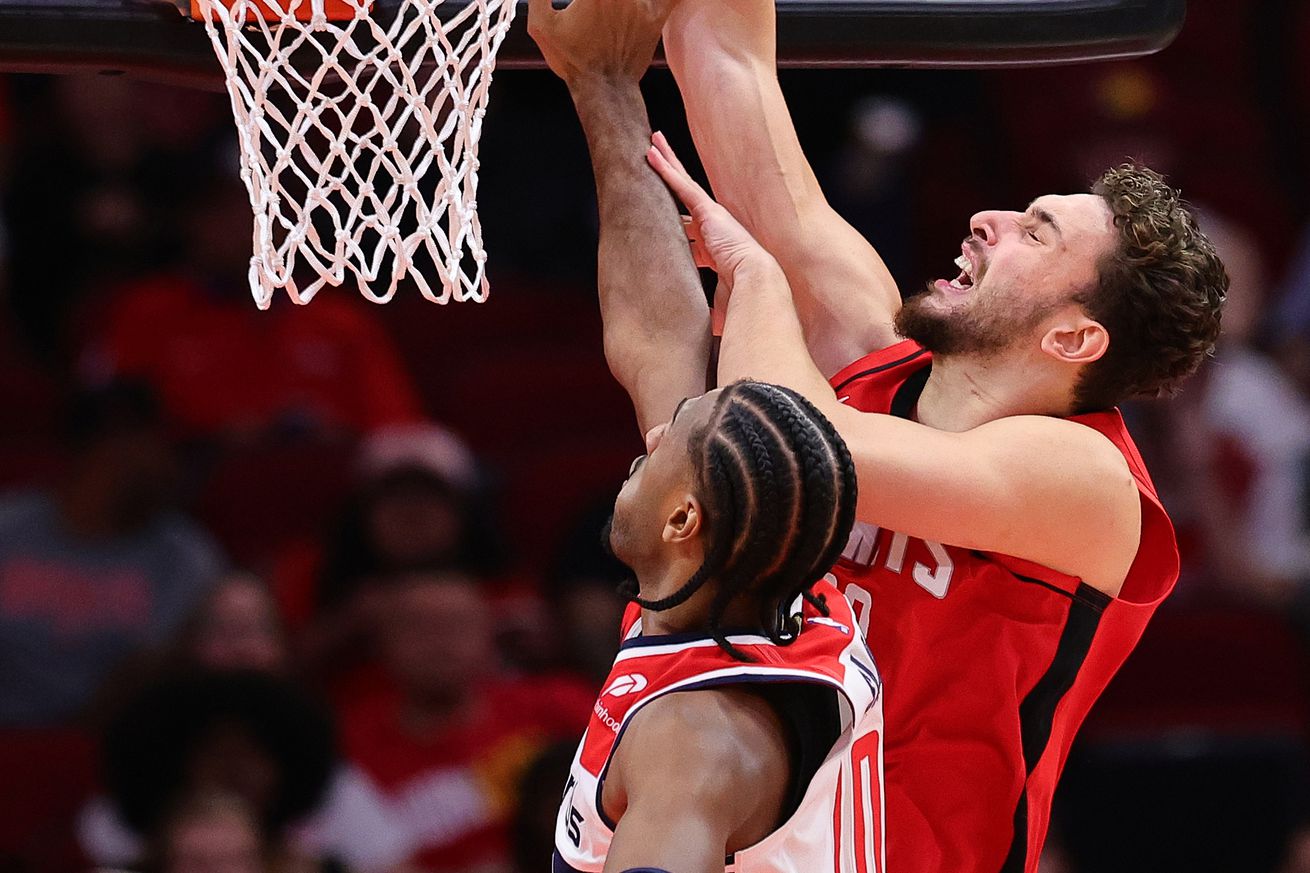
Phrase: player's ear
[
  {"left": 662, "top": 494, "right": 704, "bottom": 545},
  {"left": 1040, "top": 314, "right": 1108, "bottom": 367}
]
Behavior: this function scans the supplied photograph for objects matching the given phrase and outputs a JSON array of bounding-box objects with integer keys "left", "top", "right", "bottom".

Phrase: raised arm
[
  {"left": 648, "top": 138, "right": 1143, "bottom": 596},
  {"left": 528, "top": 0, "right": 711, "bottom": 435},
  {"left": 662, "top": 0, "right": 902, "bottom": 377}
]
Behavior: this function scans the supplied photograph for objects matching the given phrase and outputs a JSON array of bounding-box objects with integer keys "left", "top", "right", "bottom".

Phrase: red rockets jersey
[
  {"left": 553, "top": 580, "right": 885, "bottom": 873},
  {"left": 827, "top": 340, "right": 1180, "bottom": 873}
]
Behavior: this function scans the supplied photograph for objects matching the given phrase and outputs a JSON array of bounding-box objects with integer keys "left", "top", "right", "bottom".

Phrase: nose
[{"left": 968, "top": 209, "right": 1021, "bottom": 247}]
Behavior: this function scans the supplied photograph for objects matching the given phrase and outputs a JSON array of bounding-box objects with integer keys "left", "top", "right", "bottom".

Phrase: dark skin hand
[{"left": 601, "top": 688, "right": 793, "bottom": 873}]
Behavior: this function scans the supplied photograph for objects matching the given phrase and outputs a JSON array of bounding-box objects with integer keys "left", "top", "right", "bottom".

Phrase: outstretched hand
[
  {"left": 647, "top": 131, "right": 782, "bottom": 292},
  {"left": 527, "top": 0, "right": 671, "bottom": 85}
]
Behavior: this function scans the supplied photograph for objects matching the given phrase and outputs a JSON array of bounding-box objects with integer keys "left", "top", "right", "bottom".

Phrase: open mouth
[{"left": 947, "top": 253, "right": 975, "bottom": 291}]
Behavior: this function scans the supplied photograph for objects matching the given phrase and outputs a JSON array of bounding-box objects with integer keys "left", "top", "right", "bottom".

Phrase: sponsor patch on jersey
[
  {"left": 594, "top": 700, "right": 622, "bottom": 733},
  {"left": 603, "top": 673, "right": 648, "bottom": 697}
]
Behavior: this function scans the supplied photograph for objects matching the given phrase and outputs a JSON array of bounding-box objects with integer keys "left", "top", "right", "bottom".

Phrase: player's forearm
[
  {"left": 663, "top": 31, "right": 825, "bottom": 265},
  {"left": 663, "top": 1, "right": 900, "bottom": 374},
  {"left": 569, "top": 76, "right": 711, "bottom": 431},
  {"left": 717, "top": 257, "right": 835, "bottom": 407}
]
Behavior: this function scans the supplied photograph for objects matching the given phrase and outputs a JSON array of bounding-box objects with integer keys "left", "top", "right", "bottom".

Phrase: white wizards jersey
[{"left": 552, "top": 580, "right": 884, "bottom": 873}]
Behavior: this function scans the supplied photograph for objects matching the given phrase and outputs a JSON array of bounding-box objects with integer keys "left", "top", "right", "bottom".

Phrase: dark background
[{"left": 1, "top": 2, "right": 1309, "bottom": 872}]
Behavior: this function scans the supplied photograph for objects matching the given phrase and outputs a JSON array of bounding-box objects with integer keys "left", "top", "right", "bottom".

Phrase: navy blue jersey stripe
[
  {"left": 592, "top": 672, "right": 850, "bottom": 833},
  {"left": 618, "top": 628, "right": 776, "bottom": 651}
]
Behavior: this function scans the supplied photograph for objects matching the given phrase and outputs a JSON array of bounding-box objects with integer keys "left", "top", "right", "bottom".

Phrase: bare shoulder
[
  {"left": 619, "top": 688, "right": 790, "bottom": 791},
  {"left": 605, "top": 687, "right": 792, "bottom": 839},
  {"left": 598, "top": 687, "right": 795, "bottom": 869},
  {"left": 979, "top": 413, "right": 1136, "bottom": 472},
  {"left": 981, "top": 414, "right": 1142, "bottom": 593}
]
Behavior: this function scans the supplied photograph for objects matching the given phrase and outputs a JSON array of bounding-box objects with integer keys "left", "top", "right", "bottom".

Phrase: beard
[
  {"left": 599, "top": 513, "right": 620, "bottom": 562},
  {"left": 895, "top": 281, "right": 1056, "bottom": 357},
  {"left": 894, "top": 283, "right": 1013, "bottom": 356}
]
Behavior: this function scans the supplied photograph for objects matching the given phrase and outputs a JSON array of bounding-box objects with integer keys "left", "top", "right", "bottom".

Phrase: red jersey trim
[{"left": 831, "top": 340, "right": 927, "bottom": 395}]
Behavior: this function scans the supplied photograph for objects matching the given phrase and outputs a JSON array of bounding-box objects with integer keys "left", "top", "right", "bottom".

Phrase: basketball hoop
[
  {"left": 0, "top": 0, "right": 1187, "bottom": 307},
  {"left": 190, "top": 0, "right": 517, "bottom": 307}
]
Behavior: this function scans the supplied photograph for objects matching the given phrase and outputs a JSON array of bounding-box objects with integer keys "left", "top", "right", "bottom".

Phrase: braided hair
[{"left": 622, "top": 380, "right": 858, "bottom": 660}]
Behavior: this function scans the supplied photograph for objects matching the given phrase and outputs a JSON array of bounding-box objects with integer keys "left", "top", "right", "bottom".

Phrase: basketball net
[{"left": 191, "top": 0, "right": 516, "bottom": 307}]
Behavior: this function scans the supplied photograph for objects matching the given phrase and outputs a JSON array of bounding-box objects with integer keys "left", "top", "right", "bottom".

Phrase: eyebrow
[{"left": 1025, "top": 202, "right": 1064, "bottom": 241}]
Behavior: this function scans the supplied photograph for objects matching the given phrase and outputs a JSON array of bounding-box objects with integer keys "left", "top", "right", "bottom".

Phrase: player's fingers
[
  {"left": 651, "top": 130, "right": 691, "bottom": 177},
  {"left": 647, "top": 145, "right": 697, "bottom": 205},
  {"left": 647, "top": 144, "right": 710, "bottom": 212}
]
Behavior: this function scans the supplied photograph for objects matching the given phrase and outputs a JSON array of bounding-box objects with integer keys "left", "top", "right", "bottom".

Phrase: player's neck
[
  {"left": 918, "top": 353, "right": 1075, "bottom": 430},
  {"left": 638, "top": 570, "right": 762, "bottom": 637}
]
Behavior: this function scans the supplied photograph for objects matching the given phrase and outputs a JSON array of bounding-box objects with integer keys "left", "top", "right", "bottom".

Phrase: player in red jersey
[{"left": 638, "top": 2, "right": 1228, "bottom": 867}]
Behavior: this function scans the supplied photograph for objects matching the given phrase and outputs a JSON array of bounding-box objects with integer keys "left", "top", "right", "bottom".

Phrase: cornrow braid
[{"left": 632, "top": 380, "right": 858, "bottom": 661}]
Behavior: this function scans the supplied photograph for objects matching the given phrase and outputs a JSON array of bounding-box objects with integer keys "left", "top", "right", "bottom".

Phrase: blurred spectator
[
  {"left": 141, "top": 791, "right": 266, "bottom": 873},
  {"left": 79, "top": 172, "right": 425, "bottom": 443},
  {"left": 542, "top": 500, "right": 629, "bottom": 684},
  {"left": 1273, "top": 221, "right": 1310, "bottom": 396},
  {"left": 822, "top": 95, "right": 921, "bottom": 285},
  {"left": 1281, "top": 824, "right": 1310, "bottom": 873},
  {"left": 80, "top": 580, "right": 411, "bottom": 873},
  {"left": 83, "top": 669, "right": 411, "bottom": 873},
  {"left": 340, "top": 571, "right": 592, "bottom": 873},
  {"left": 509, "top": 741, "right": 578, "bottom": 873},
  {"left": 91, "top": 670, "right": 334, "bottom": 870},
  {"left": 275, "top": 424, "right": 504, "bottom": 681},
  {"left": 1190, "top": 215, "right": 1310, "bottom": 603},
  {"left": 3, "top": 76, "right": 220, "bottom": 359},
  {"left": 177, "top": 572, "right": 289, "bottom": 675},
  {"left": 0, "top": 381, "right": 225, "bottom": 726}
]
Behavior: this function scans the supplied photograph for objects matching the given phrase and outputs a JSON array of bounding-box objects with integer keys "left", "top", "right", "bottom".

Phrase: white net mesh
[{"left": 193, "top": 0, "right": 517, "bottom": 308}]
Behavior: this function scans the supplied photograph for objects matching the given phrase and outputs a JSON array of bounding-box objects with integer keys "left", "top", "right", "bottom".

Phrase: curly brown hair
[{"left": 1070, "top": 164, "right": 1227, "bottom": 413}]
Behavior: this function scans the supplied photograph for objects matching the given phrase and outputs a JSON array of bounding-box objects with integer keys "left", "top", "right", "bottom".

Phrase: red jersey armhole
[
  {"left": 828, "top": 340, "right": 925, "bottom": 391},
  {"left": 1068, "top": 409, "right": 1180, "bottom": 607}
]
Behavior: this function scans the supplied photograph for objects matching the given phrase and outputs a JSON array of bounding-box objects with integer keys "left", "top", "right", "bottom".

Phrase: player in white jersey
[
  {"left": 528, "top": 3, "right": 883, "bottom": 869},
  {"left": 555, "top": 573, "right": 885, "bottom": 873},
  {"left": 549, "top": 377, "right": 883, "bottom": 873}
]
